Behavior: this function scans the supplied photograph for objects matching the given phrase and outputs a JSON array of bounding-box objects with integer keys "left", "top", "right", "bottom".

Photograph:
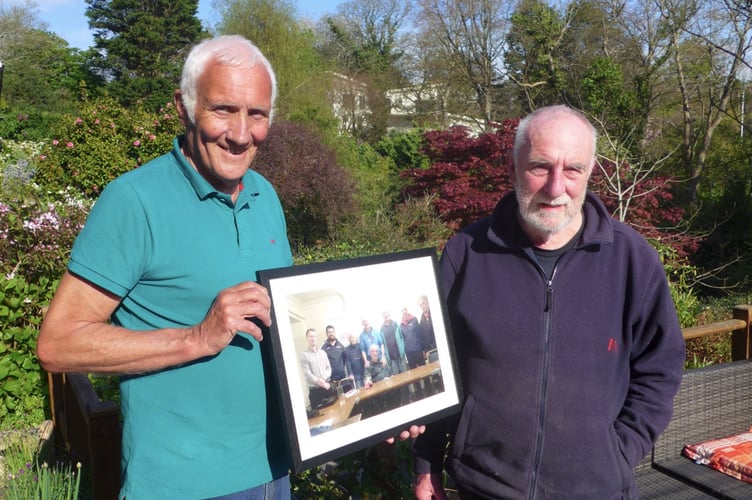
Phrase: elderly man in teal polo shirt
[{"left": 37, "top": 35, "right": 292, "bottom": 499}]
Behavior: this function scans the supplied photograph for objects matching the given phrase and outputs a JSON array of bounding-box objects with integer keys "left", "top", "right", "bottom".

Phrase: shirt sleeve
[{"left": 68, "top": 178, "right": 150, "bottom": 297}]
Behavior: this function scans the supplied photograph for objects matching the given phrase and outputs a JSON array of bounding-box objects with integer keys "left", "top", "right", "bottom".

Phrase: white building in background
[
  {"left": 328, "top": 73, "right": 483, "bottom": 136},
  {"left": 328, "top": 72, "right": 371, "bottom": 136},
  {"left": 385, "top": 82, "right": 484, "bottom": 135}
]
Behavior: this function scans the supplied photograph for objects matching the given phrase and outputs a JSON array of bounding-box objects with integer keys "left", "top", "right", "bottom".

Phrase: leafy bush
[
  {"left": 332, "top": 135, "right": 403, "bottom": 216},
  {"left": 375, "top": 128, "right": 431, "bottom": 171},
  {"left": 0, "top": 149, "right": 91, "bottom": 424},
  {"left": 254, "top": 121, "right": 356, "bottom": 246},
  {"left": 296, "top": 195, "right": 452, "bottom": 264},
  {"left": 291, "top": 441, "right": 415, "bottom": 499},
  {"left": 0, "top": 274, "right": 57, "bottom": 427},
  {"left": 0, "top": 109, "right": 64, "bottom": 142},
  {"left": 401, "top": 123, "right": 516, "bottom": 231},
  {"left": 652, "top": 238, "right": 703, "bottom": 329},
  {"left": 33, "top": 97, "right": 183, "bottom": 198}
]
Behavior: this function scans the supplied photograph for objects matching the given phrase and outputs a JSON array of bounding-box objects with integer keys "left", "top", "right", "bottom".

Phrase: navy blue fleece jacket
[{"left": 413, "top": 191, "right": 685, "bottom": 499}]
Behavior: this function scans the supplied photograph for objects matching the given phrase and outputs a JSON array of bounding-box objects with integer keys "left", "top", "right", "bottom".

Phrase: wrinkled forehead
[{"left": 523, "top": 114, "right": 595, "bottom": 168}]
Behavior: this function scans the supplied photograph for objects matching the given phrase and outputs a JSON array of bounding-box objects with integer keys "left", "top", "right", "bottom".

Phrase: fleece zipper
[{"left": 527, "top": 260, "right": 559, "bottom": 499}]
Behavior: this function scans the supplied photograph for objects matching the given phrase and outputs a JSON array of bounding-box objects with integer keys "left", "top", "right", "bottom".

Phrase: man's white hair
[{"left": 179, "top": 35, "right": 277, "bottom": 124}]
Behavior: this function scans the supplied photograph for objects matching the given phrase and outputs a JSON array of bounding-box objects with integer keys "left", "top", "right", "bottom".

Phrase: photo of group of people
[
  {"left": 298, "top": 296, "right": 437, "bottom": 413},
  {"left": 258, "top": 249, "right": 461, "bottom": 471}
]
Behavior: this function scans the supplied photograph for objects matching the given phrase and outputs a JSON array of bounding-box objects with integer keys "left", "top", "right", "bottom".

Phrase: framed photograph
[{"left": 257, "top": 248, "right": 462, "bottom": 472}]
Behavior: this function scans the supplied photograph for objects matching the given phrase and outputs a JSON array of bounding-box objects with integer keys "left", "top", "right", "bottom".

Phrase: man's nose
[
  {"left": 226, "top": 114, "right": 251, "bottom": 146},
  {"left": 544, "top": 169, "right": 566, "bottom": 198}
]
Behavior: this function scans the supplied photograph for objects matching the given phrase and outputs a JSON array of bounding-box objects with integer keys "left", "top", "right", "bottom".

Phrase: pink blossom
[
  {"left": 52, "top": 139, "right": 59, "bottom": 146},
  {"left": 39, "top": 154, "right": 47, "bottom": 160},
  {"left": 133, "top": 140, "right": 141, "bottom": 147},
  {"left": 95, "top": 119, "right": 100, "bottom": 124},
  {"left": 74, "top": 117, "right": 83, "bottom": 125},
  {"left": 66, "top": 142, "right": 74, "bottom": 149},
  {"left": 149, "top": 134, "right": 156, "bottom": 141}
]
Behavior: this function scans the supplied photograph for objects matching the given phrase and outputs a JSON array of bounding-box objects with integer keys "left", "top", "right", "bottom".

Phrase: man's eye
[
  {"left": 564, "top": 168, "right": 585, "bottom": 179},
  {"left": 530, "top": 167, "right": 549, "bottom": 176}
]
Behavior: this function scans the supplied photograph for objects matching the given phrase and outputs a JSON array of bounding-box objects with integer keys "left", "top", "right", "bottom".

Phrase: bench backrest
[{"left": 652, "top": 360, "right": 752, "bottom": 464}]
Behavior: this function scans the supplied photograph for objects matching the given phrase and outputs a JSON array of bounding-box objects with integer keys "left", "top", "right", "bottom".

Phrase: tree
[
  {"left": 320, "top": 0, "right": 413, "bottom": 142},
  {"left": 86, "top": 0, "right": 205, "bottom": 110},
  {"left": 213, "top": 0, "right": 337, "bottom": 134},
  {"left": 324, "top": 0, "right": 411, "bottom": 78},
  {"left": 0, "top": 1, "right": 90, "bottom": 114},
  {"left": 505, "top": 0, "right": 569, "bottom": 111},
  {"left": 415, "top": 0, "right": 511, "bottom": 131},
  {"left": 657, "top": 0, "right": 752, "bottom": 204},
  {"left": 401, "top": 121, "right": 515, "bottom": 230}
]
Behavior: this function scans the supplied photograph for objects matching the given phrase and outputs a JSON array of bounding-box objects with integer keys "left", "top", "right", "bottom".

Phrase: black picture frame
[{"left": 257, "top": 248, "right": 462, "bottom": 473}]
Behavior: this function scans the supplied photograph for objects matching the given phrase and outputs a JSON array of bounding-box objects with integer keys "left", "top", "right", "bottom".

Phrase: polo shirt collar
[{"left": 171, "top": 136, "right": 262, "bottom": 206}]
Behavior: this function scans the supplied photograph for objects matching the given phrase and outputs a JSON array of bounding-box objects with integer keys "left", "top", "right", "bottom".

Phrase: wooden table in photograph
[
  {"left": 307, "top": 361, "right": 442, "bottom": 430},
  {"left": 358, "top": 361, "right": 441, "bottom": 401}
]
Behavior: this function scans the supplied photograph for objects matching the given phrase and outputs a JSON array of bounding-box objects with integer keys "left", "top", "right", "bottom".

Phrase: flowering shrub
[
  {"left": 0, "top": 144, "right": 93, "bottom": 424},
  {"left": 0, "top": 191, "right": 91, "bottom": 284},
  {"left": 0, "top": 140, "right": 44, "bottom": 190},
  {"left": 34, "top": 97, "right": 183, "bottom": 198},
  {"left": 0, "top": 192, "right": 89, "bottom": 424}
]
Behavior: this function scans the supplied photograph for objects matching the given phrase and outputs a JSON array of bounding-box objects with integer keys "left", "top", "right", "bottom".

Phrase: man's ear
[
  {"left": 173, "top": 90, "right": 189, "bottom": 127},
  {"left": 509, "top": 162, "right": 518, "bottom": 184}
]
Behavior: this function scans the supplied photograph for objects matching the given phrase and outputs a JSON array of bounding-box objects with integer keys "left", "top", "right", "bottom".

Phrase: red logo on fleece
[{"left": 607, "top": 338, "right": 618, "bottom": 353}]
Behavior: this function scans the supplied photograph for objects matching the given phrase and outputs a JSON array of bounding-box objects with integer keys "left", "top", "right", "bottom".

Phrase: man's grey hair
[
  {"left": 513, "top": 105, "right": 597, "bottom": 168},
  {"left": 179, "top": 35, "right": 277, "bottom": 124}
]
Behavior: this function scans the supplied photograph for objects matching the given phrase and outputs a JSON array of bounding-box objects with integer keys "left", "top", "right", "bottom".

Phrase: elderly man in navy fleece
[{"left": 413, "top": 105, "right": 685, "bottom": 500}]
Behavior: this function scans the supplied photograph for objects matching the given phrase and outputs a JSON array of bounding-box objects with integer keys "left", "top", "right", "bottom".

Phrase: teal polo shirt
[{"left": 68, "top": 137, "right": 293, "bottom": 499}]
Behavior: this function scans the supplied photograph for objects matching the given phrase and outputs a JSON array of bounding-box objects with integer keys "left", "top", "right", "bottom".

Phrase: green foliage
[
  {"left": 291, "top": 441, "right": 414, "bottom": 499},
  {"left": 691, "top": 139, "right": 752, "bottom": 289},
  {"left": 0, "top": 16, "right": 85, "bottom": 114},
  {"left": 0, "top": 274, "right": 56, "bottom": 427},
  {"left": 0, "top": 426, "right": 82, "bottom": 500},
  {"left": 581, "top": 57, "right": 641, "bottom": 137},
  {"left": 375, "top": 129, "right": 430, "bottom": 171},
  {"left": 214, "top": 0, "right": 337, "bottom": 134},
  {"left": 506, "top": 0, "right": 567, "bottom": 109},
  {"left": 34, "top": 97, "right": 183, "bottom": 198},
  {"left": 86, "top": 0, "right": 205, "bottom": 110},
  {"left": 650, "top": 238, "right": 703, "bottom": 329},
  {"left": 333, "top": 135, "right": 402, "bottom": 215},
  {"left": 295, "top": 195, "right": 452, "bottom": 264},
  {"left": 0, "top": 110, "right": 65, "bottom": 142},
  {"left": 0, "top": 149, "right": 92, "bottom": 423}
]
